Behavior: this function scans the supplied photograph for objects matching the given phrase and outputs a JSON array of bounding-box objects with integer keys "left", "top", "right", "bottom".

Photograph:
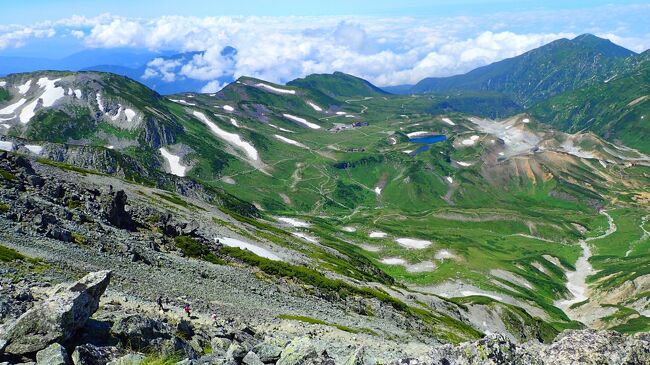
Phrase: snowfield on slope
[
  {"left": 20, "top": 77, "right": 65, "bottom": 124},
  {"left": 193, "top": 111, "right": 259, "bottom": 161},
  {"left": 159, "top": 147, "right": 188, "bottom": 177},
  {"left": 396, "top": 238, "right": 432, "bottom": 249},
  {"left": 369, "top": 231, "right": 388, "bottom": 238},
  {"left": 277, "top": 217, "right": 310, "bottom": 228},
  {"left": 283, "top": 114, "right": 321, "bottom": 129},
  {"left": 0, "top": 141, "right": 14, "bottom": 151},
  {"left": 25, "top": 144, "right": 43, "bottom": 154},
  {"left": 274, "top": 135, "right": 308, "bottom": 149},
  {"left": 307, "top": 101, "right": 323, "bottom": 112},
  {"left": 217, "top": 237, "right": 281, "bottom": 261},
  {"left": 0, "top": 98, "right": 27, "bottom": 115},
  {"left": 255, "top": 83, "right": 296, "bottom": 94}
]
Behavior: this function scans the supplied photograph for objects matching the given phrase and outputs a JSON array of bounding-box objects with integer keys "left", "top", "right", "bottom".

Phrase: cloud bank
[{"left": 1, "top": 4, "right": 648, "bottom": 87}]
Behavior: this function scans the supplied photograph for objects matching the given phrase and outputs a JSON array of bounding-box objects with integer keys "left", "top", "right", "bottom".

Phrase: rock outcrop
[{"left": 0, "top": 271, "right": 111, "bottom": 355}]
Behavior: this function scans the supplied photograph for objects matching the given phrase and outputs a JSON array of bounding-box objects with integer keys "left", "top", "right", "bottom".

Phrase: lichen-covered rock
[
  {"left": 110, "top": 314, "right": 172, "bottom": 351},
  {"left": 71, "top": 344, "right": 119, "bottom": 365},
  {"left": 36, "top": 343, "right": 70, "bottom": 365},
  {"left": 424, "top": 334, "right": 540, "bottom": 365},
  {"left": 276, "top": 337, "right": 319, "bottom": 365},
  {"left": 1, "top": 271, "right": 111, "bottom": 355},
  {"left": 538, "top": 329, "right": 650, "bottom": 365},
  {"left": 242, "top": 351, "right": 264, "bottom": 365},
  {"left": 251, "top": 342, "right": 283, "bottom": 363}
]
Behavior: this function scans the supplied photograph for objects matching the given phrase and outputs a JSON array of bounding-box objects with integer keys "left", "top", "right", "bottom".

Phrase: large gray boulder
[
  {"left": 110, "top": 314, "right": 172, "bottom": 350},
  {"left": 539, "top": 329, "right": 650, "bottom": 365},
  {"left": 0, "top": 271, "right": 112, "bottom": 355},
  {"left": 36, "top": 343, "right": 70, "bottom": 365}
]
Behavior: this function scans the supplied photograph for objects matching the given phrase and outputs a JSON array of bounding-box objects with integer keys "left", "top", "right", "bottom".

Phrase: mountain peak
[{"left": 570, "top": 33, "right": 636, "bottom": 57}]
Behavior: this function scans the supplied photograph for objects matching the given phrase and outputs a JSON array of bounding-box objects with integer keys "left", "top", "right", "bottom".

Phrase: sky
[{"left": 0, "top": 1, "right": 649, "bottom": 88}]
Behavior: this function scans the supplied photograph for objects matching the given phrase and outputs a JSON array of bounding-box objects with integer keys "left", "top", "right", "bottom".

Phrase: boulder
[
  {"left": 210, "top": 337, "right": 232, "bottom": 355},
  {"left": 106, "top": 353, "right": 144, "bottom": 365},
  {"left": 276, "top": 337, "right": 319, "bottom": 365},
  {"left": 1, "top": 271, "right": 112, "bottom": 355},
  {"left": 110, "top": 315, "right": 172, "bottom": 350},
  {"left": 242, "top": 351, "right": 264, "bottom": 365},
  {"left": 36, "top": 343, "right": 70, "bottom": 365},
  {"left": 252, "top": 342, "right": 283, "bottom": 363},
  {"left": 343, "top": 347, "right": 367, "bottom": 365},
  {"left": 539, "top": 329, "right": 650, "bottom": 365},
  {"left": 70, "top": 344, "right": 119, "bottom": 365},
  {"left": 103, "top": 190, "right": 134, "bottom": 230}
]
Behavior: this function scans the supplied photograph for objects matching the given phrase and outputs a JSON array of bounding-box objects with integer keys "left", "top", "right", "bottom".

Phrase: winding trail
[{"left": 555, "top": 211, "right": 616, "bottom": 319}]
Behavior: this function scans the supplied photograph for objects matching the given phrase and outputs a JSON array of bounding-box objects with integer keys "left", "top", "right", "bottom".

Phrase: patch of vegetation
[
  {"left": 0, "top": 168, "right": 16, "bottom": 181},
  {"left": 0, "top": 87, "right": 10, "bottom": 102},
  {"left": 152, "top": 192, "right": 204, "bottom": 211},
  {"left": 277, "top": 314, "right": 377, "bottom": 335},
  {"left": 0, "top": 202, "right": 9, "bottom": 212},
  {"left": 0, "top": 245, "right": 27, "bottom": 262},
  {"left": 25, "top": 108, "right": 96, "bottom": 143},
  {"left": 37, "top": 159, "right": 102, "bottom": 175},
  {"left": 141, "top": 353, "right": 182, "bottom": 365},
  {"left": 174, "top": 236, "right": 208, "bottom": 258}
]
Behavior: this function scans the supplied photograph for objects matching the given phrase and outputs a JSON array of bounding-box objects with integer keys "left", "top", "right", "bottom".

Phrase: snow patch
[
  {"left": 461, "top": 135, "right": 480, "bottom": 146},
  {"left": 96, "top": 93, "right": 105, "bottom": 112},
  {"left": 0, "top": 141, "right": 14, "bottom": 151},
  {"left": 0, "top": 98, "right": 27, "bottom": 115},
  {"left": 255, "top": 83, "right": 296, "bottom": 94},
  {"left": 460, "top": 291, "right": 503, "bottom": 301},
  {"left": 124, "top": 108, "right": 136, "bottom": 122},
  {"left": 74, "top": 89, "right": 82, "bottom": 98},
  {"left": 217, "top": 237, "right": 281, "bottom": 261},
  {"left": 381, "top": 257, "right": 407, "bottom": 265},
  {"left": 406, "top": 131, "right": 430, "bottom": 138},
  {"left": 159, "top": 147, "right": 187, "bottom": 177},
  {"left": 268, "top": 124, "right": 294, "bottom": 133},
  {"left": 223, "top": 105, "right": 234, "bottom": 112},
  {"left": 25, "top": 144, "right": 43, "bottom": 154},
  {"left": 374, "top": 186, "right": 382, "bottom": 195},
  {"left": 342, "top": 226, "right": 356, "bottom": 232},
  {"left": 169, "top": 99, "right": 196, "bottom": 106},
  {"left": 456, "top": 161, "right": 473, "bottom": 167},
  {"left": 274, "top": 135, "right": 308, "bottom": 149},
  {"left": 406, "top": 261, "right": 436, "bottom": 272},
  {"left": 522, "top": 118, "right": 530, "bottom": 124},
  {"left": 291, "top": 232, "right": 318, "bottom": 243},
  {"left": 277, "top": 217, "right": 310, "bottom": 228},
  {"left": 18, "top": 80, "right": 31, "bottom": 94},
  {"left": 445, "top": 176, "right": 453, "bottom": 184},
  {"left": 0, "top": 81, "right": 5, "bottom": 87},
  {"left": 441, "top": 117, "right": 455, "bottom": 126},
  {"left": 193, "top": 111, "right": 259, "bottom": 161},
  {"left": 283, "top": 114, "right": 321, "bottom": 129},
  {"left": 435, "top": 250, "right": 455, "bottom": 260},
  {"left": 229, "top": 118, "right": 240, "bottom": 127},
  {"left": 307, "top": 101, "right": 322, "bottom": 112},
  {"left": 369, "top": 231, "right": 387, "bottom": 238},
  {"left": 396, "top": 238, "right": 432, "bottom": 249}
]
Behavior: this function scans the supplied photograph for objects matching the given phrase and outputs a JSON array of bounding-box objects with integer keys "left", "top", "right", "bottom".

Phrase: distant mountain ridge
[{"left": 406, "top": 34, "right": 637, "bottom": 107}]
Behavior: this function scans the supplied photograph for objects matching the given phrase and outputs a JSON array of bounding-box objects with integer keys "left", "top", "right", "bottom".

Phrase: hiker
[
  {"left": 211, "top": 312, "right": 217, "bottom": 322},
  {"left": 157, "top": 295, "right": 164, "bottom": 311},
  {"left": 183, "top": 303, "right": 191, "bottom": 318}
]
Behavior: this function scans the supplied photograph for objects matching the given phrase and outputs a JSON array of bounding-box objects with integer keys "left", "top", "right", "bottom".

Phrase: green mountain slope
[
  {"left": 409, "top": 34, "right": 636, "bottom": 107},
  {"left": 530, "top": 53, "right": 650, "bottom": 154},
  {"left": 1, "top": 69, "right": 649, "bottom": 339},
  {"left": 287, "top": 71, "right": 389, "bottom": 97}
]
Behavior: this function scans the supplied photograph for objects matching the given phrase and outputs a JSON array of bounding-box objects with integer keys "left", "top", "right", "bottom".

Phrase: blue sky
[
  {"left": 1, "top": 0, "right": 647, "bottom": 22},
  {"left": 0, "top": 1, "right": 648, "bottom": 87}
]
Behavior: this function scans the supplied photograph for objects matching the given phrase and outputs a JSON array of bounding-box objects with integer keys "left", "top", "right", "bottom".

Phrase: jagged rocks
[
  {"left": 102, "top": 190, "right": 134, "bottom": 230},
  {"left": 251, "top": 342, "right": 283, "bottom": 363},
  {"left": 110, "top": 314, "right": 173, "bottom": 351},
  {"left": 539, "top": 329, "right": 650, "bottom": 365},
  {"left": 0, "top": 271, "right": 111, "bottom": 355},
  {"left": 70, "top": 344, "right": 119, "bottom": 365},
  {"left": 276, "top": 337, "right": 336, "bottom": 365},
  {"left": 424, "top": 334, "right": 539, "bottom": 365},
  {"left": 35, "top": 343, "right": 70, "bottom": 365}
]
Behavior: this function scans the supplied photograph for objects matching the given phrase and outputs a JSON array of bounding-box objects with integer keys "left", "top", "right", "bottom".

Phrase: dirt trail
[{"left": 555, "top": 211, "right": 616, "bottom": 321}]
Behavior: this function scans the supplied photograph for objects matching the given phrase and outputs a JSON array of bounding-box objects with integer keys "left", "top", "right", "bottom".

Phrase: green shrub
[
  {"left": 174, "top": 236, "right": 206, "bottom": 258},
  {"left": 0, "top": 202, "right": 9, "bottom": 212}
]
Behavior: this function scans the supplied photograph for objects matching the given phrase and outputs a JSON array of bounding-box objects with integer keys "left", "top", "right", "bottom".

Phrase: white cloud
[
  {"left": 1, "top": 4, "right": 648, "bottom": 86},
  {"left": 200, "top": 80, "right": 227, "bottom": 93}
]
